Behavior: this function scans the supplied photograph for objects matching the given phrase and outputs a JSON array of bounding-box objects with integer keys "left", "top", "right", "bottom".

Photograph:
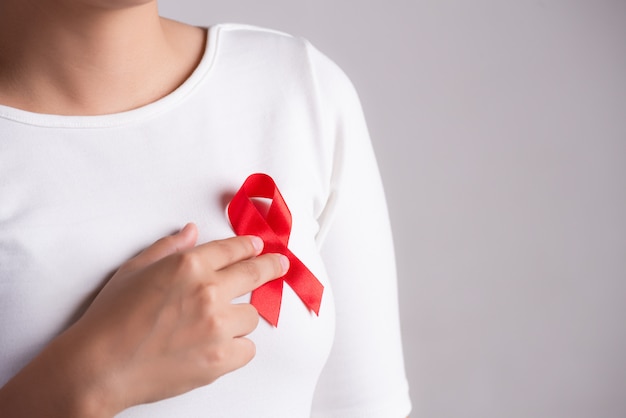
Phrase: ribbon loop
[{"left": 228, "top": 173, "right": 324, "bottom": 327}]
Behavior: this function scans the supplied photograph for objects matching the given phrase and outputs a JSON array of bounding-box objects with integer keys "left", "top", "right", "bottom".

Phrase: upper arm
[{"left": 304, "top": 41, "right": 412, "bottom": 418}]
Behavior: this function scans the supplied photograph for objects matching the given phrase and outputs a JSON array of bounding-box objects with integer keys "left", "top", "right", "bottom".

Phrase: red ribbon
[{"left": 227, "top": 173, "right": 324, "bottom": 327}]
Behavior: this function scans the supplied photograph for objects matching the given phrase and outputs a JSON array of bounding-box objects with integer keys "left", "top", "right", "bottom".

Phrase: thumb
[{"left": 119, "top": 223, "right": 198, "bottom": 274}]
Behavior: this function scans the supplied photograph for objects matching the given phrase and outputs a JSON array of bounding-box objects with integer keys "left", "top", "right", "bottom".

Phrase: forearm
[
  {"left": 0, "top": 326, "right": 113, "bottom": 418},
  {"left": 0, "top": 229, "right": 284, "bottom": 417}
]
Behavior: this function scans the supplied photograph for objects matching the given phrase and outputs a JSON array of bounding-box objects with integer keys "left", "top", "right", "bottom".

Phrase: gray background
[{"left": 159, "top": 1, "right": 626, "bottom": 417}]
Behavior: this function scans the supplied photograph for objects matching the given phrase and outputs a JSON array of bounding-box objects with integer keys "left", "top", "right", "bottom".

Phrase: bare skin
[
  {"left": 0, "top": 0, "right": 205, "bottom": 115},
  {"left": 0, "top": 2, "right": 410, "bottom": 416},
  {"left": 0, "top": 225, "right": 289, "bottom": 417},
  {"left": 0, "top": 1, "right": 291, "bottom": 416}
]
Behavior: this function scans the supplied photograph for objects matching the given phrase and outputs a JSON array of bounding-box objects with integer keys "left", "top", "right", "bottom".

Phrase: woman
[{"left": 0, "top": 0, "right": 411, "bottom": 416}]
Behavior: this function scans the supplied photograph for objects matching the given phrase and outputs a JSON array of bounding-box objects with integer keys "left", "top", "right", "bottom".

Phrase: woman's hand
[{"left": 0, "top": 223, "right": 288, "bottom": 417}]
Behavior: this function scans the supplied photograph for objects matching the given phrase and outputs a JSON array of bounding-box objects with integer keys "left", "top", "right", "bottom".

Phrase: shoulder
[
  {"left": 210, "top": 23, "right": 347, "bottom": 82},
  {"left": 211, "top": 23, "right": 304, "bottom": 48},
  {"left": 210, "top": 23, "right": 319, "bottom": 75},
  {"left": 211, "top": 23, "right": 359, "bottom": 109}
]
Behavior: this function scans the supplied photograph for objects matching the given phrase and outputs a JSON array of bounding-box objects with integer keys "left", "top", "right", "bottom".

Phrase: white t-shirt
[{"left": 0, "top": 24, "right": 411, "bottom": 417}]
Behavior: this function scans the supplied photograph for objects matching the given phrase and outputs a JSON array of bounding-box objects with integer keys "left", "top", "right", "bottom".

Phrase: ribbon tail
[
  {"left": 284, "top": 253, "right": 324, "bottom": 316},
  {"left": 250, "top": 279, "right": 284, "bottom": 327},
  {"left": 297, "top": 280, "right": 324, "bottom": 315}
]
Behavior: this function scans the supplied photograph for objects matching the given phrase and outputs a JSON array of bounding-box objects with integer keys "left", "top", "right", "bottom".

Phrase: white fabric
[{"left": 0, "top": 24, "right": 411, "bottom": 417}]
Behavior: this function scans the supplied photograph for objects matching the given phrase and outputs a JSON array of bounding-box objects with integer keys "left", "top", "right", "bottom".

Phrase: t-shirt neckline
[{"left": 0, "top": 25, "right": 220, "bottom": 129}]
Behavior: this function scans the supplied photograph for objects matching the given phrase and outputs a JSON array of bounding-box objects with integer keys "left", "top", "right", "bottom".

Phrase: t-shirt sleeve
[{"left": 305, "top": 42, "right": 412, "bottom": 418}]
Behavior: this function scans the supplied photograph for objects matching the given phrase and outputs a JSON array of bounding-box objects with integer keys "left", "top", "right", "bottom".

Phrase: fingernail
[
  {"left": 279, "top": 254, "right": 290, "bottom": 274},
  {"left": 251, "top": 236, "right": 264, "bottom": 253}
]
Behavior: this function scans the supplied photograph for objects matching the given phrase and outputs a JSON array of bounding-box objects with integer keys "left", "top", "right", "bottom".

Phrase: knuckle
[
  {"left": 173, "top": 251, "right": 201, "bottom": 276},
  {"left": 205, "top": 311, "right": 227, "bottom": 335},
  {"left": 198, "top": 283, "right": 221, "bottom": 308},
  {"left": 240, "top": 261, "right": 262, "bottom": 284},
  {"left": 213, "top": 240, "right": 236, "bottom": 263},
  {"left": 206, "top": 346, "right": 228, "bottom": 366}
]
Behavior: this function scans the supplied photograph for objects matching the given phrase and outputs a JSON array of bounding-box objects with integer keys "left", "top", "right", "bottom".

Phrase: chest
[{"left": 0, "top": 126, "right": 336, "bottom": 415}]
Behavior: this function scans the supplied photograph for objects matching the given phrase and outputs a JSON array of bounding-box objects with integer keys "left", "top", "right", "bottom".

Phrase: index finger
[
  {"left": 218, "top": 253, "right": 289, "bottom": 299},
  {"left": 191, "top": 235, "right": 264, "bottom": 271}
]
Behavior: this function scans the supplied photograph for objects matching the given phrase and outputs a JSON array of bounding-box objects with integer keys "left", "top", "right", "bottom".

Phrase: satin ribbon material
[{"left": 228, "top": 173, "right": 324, "bottom": 327}]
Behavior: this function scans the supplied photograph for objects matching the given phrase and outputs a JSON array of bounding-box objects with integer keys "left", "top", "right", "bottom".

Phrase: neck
[{"left": 0, "top": 1, "right": 205, "bottom": 115}]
